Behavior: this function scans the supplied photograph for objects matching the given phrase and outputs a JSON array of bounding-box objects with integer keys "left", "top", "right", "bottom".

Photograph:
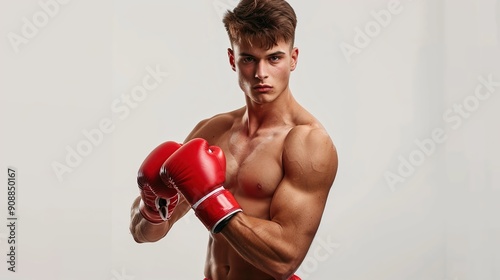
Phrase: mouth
[{"left": 253, "top": 84, "right": 273, "bottom": 93}]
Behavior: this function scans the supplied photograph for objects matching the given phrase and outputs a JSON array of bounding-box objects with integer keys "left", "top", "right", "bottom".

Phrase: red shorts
[{"left": 204, "top": 276, "right": 301, "bottom": 280}]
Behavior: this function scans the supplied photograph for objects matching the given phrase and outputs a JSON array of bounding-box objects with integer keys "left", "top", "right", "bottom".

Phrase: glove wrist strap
[{"left": 193, "top": 188, "right": 242, "bottom": 233}]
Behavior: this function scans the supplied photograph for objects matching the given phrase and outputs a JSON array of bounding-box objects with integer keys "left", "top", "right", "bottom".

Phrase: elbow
[
  {"left": 129, "top": 214, "right": 154, "bottom": 244},
  {"left": 130, "top": 225, "right": 157, "bottom": 244},
  {"left": 129, "top": 196, "right": 146, "bottom": 243},
  {"left": 129, "top": 223, "right": 145, "bottom": 244},
  {"left": 271, "top": 257, "right": 302, "bottom": 280},
  {"left": 129, "top": 218, "right": 168, "bottom": 244},
  {"left": 131, "top": 230, "right": 145, "bottom": 244},
  {"left": 271, "top": 267, "right": 297, "bottom": 280},
  {"left": 132, "top": 235, "right": 144, "bottom": 244}
]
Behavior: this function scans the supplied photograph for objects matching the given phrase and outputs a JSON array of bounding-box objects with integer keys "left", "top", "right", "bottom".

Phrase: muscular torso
[{"left": 191, "top": 107, "right": 319, "bottom": 280}]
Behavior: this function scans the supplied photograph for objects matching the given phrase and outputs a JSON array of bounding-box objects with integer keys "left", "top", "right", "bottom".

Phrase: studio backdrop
[{"left": 0, "top": 0, "right": 499, "bottom": 279}]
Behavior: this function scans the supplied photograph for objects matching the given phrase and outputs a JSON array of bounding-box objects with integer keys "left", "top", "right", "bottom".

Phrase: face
[{"left": 228, "top": 39, "right": 298, "bottom": 105}]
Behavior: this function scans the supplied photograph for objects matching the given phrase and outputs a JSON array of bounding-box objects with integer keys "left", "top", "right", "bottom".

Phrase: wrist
[
  {"left": 212, "top": 210, "right": 241, "bottom": 233},
  {"left": 193, "top": 188, "right": 242, "bottom": 233}
]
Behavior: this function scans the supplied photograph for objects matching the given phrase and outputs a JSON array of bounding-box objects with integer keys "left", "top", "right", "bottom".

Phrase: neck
[{"left": 243, "top": 88, "right": 296, "bottom": 137}]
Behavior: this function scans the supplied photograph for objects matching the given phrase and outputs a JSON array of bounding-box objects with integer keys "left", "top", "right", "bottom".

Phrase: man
[{"left": 129, "top": 1, "right": 338, "bottom": 279}]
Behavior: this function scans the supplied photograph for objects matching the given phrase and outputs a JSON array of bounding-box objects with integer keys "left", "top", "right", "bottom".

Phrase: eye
[
  {"left": 242, "top": 57, "right": 254, "bottom": 63},
  {"left": 269, "top": 56, "right": 281, "bottom": 62}
]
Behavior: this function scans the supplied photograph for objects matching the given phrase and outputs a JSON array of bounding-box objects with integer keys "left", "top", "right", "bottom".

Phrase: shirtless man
[{"left": 129, "top": 1, "right": 338, "bottom": 279}]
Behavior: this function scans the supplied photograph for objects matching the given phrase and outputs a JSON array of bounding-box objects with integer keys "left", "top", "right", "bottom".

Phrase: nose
[{"left": 254, "top": 61, "right": 268, "bottom": 80}]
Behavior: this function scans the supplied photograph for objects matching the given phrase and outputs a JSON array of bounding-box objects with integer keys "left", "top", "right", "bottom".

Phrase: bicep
[{"left": 269, "top": 127, "right": 338, "bottom": 250}]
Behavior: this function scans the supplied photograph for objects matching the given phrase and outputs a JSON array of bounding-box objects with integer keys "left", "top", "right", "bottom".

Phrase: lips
[{"left": 253, "top": 84, "right": 273, "bottom": 92}]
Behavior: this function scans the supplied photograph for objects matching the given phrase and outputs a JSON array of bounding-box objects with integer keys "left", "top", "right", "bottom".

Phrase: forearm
[
  {"left": 129, "top": 196, "right": 170, "bottom": 243},
  {"left": 221, "top": 213, "right": 303, "bottom": 279}
]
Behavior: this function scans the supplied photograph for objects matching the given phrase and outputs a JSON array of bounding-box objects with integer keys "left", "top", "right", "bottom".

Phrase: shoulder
[
  {"left": 184, "top": 107, "right": 244, "bottom": 143},
  {"left": 282, "top": 124, "right": 338, "bottom": 189}
]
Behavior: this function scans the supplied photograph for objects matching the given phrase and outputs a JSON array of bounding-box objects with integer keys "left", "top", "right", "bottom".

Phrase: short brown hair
[{"left": 222, "top": 0, "right": 297, "bottom": 50}]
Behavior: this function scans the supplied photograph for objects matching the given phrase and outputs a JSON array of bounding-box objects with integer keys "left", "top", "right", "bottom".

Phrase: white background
[{"left": 0, "top": 0, "right": 499, "bottom": 279}]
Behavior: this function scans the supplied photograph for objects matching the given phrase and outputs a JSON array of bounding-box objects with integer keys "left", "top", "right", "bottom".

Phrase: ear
[
  {"left": 228, "top": 48, "right": 236, "bottom": 72},
  {"left": 290, "top": 47, "right": 299, "bottom": 71}
]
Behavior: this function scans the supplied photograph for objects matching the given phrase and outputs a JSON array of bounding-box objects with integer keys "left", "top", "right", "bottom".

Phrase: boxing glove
[
  {"left": 160, "top": 138, "right": 242, "bottom": 233},
  {"left": 137, "top": 141, "right": 182, "bottom": 224}
]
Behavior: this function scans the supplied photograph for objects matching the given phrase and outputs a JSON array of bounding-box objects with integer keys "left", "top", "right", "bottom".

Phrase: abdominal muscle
[{"left": 204, "top": 234, "right": 275, "bottom": 280}]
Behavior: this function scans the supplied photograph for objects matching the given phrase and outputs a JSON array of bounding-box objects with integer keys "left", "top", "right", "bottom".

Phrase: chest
[{"left": 221, "top": 132, "right": 286, "bottom": 200}]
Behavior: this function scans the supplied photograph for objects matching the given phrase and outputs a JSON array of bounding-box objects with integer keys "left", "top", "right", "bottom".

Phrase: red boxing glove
[
  {"left": 160, "top": 138, "right": 242, "bottom": 233},
  {"left": 137, "top": 141, "right": 182, "bottom": 224}
]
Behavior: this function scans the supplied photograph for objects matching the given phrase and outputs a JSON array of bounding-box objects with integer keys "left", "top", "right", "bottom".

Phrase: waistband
[{"left": 204, "top": 275, "right": 301, "bottom": 280}]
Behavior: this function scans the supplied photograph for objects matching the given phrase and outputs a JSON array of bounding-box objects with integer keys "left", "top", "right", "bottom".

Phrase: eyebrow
[{"left": 239, "top": 51, "right": 286, "bottom": 57}]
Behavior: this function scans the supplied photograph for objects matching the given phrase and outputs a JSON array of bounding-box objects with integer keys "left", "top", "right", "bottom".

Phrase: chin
[{"left": 255, "top": 95, "right": 279, "bottom": 105}]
